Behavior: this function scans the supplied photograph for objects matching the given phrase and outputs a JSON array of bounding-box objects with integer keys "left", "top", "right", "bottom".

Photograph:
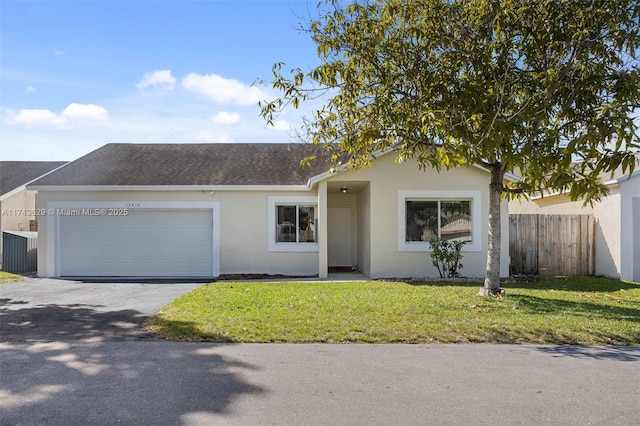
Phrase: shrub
[{"left": 428, "top": 239, "right": 466, "bottom": 278}]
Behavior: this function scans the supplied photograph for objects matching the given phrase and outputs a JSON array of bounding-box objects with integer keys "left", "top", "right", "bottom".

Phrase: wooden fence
[{"left": 509, "top": 214, "right": 595, "bottom": 276}]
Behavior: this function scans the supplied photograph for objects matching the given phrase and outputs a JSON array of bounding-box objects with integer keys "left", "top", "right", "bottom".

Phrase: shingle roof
[
  {"left": 0, "top": 161, "right": 68, "bottom": 196},
  {"left": 29, "top": 143, "right": 337, "bottom": 187}
]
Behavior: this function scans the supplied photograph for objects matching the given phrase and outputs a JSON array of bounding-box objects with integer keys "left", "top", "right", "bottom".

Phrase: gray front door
[{"left": 328, "top": 207, "right": 353, "bottom": 267}]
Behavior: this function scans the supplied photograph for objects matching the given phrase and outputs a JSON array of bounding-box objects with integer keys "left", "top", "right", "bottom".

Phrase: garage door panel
[
  {"left": 65, "top": 260, "right": 213, "bottom": 277},
  {"left": 63, "top": 247, "right": 212, "bottom": 263},
  {"left": 59, "top": 209, "right": 214, "bottom": 277}
]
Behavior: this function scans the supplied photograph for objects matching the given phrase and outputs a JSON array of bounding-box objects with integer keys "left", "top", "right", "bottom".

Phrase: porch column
[{"left": 318, "top": 180, "right": 329, "bottom": 278}]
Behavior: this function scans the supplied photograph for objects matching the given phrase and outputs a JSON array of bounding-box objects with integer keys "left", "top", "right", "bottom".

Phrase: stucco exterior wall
[
  {"left": 327, "top": 155, "right": 509, "bottom": 279},
  {"left": 1, "top": 188, "right": 37, "bottom": 258},
  {"left": 592, "top": 187, "right": 621, "bottom": 279},
  {"left": 357, "top": 184, "right": 371, "bottom": 276},
  {"left": 1, "top": 189, "right": 37, "bottom": 231},
  {"left": 619, "top": 180, "right": 640, "bottom": 281},
  {"left": 35, "top": 189, "right": 320, "bottom": 277},
  {"left": 509, "top": 194, "right": 594, "bottom": 215}
]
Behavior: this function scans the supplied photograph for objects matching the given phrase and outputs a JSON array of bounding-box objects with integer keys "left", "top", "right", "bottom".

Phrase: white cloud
[
  {"left": 211, "top": 111, "right": 240, "bottom": 125},
  {"left": 271, "top": 119, "right": 291, "bottom": 131},
  {"left": 136, "top": 70, "right": 176, "bottom": 90},
  {"left": 182, "top": 73, "right": 270, "bottom": 105},
  {"left": 62, "top": 103, "right": 109, "bottom": 121},
  {"left": 194, "top": 131, "right": 234, "bottom": 143},
  {"left": 7, "top": 103, "right": 109, "bottom": 128},
  {"left": 53, "top": 49, "right": 65, "bottom": 56},
  {"left": 26, "top": 86, "right": 36, "bottom": 93},
  {"left": 9, "top": 109, "right": 67, "bottom": 128}
]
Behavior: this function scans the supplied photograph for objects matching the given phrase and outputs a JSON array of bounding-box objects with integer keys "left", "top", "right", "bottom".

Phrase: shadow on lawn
[
  {"left": 502, "top": 276, "right": 640, "bottom": 292},
  {"left": 405, "top": 276, "right": 640, "bottom": 292},
  {"left": 510, "top": 294, "right": 640, "bottom": 323},
  {"left": 144, "top": 315, "right": 236, "bottom": 342}
]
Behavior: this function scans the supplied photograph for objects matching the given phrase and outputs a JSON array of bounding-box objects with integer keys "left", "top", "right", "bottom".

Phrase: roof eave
[
  {"left": 0, "top": 185, "right": 28, "bottom": 202},
  {"left": 609, "top": 168, "right": 640, "bottom": 185},
  {"left": 306, "top": 149, "right": 520, "bottom": 187},
  {"left": 26, "top": 184, "right": 314, "bottom": 192}
]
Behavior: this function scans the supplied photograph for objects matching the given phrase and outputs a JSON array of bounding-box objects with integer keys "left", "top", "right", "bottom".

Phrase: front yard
[{"left": 144, "top": 277, "right": 640, "bottom": 345}]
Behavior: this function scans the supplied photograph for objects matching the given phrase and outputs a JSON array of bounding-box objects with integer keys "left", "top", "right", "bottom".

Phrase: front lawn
[{"left": 144, "top": 277, "right": 640, "bottom": 345}]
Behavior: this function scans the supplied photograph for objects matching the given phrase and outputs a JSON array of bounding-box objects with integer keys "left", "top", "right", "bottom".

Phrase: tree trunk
[{"left": 479, "top": 163, "right": 504, "bottom": 297}]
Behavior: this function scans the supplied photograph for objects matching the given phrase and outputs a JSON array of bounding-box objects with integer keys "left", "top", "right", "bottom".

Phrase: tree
[{"left": 260, "top": 0, "right": 640, "bottom": 296}]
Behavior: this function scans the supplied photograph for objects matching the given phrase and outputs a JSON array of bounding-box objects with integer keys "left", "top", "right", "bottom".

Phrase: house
[
  {"left": 510, "top": 165, "right": 640, "bottom": 282},
  {"left": 28, "top": 143, "right": 510, "bottom": 279},
  {"left": 1, "top": 161, "right": 67, "bottom": 261}
]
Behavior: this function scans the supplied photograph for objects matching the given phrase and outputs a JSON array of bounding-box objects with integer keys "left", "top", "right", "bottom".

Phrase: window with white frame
[
  {"left": 405, "top": 200, "right": 471, "bottom": 242},
  {"left": 398, "top": 191, "right": 481, "bottom": 252},
  {"left": 268, "top": 196, "right": 318, "bottom": 252},
  {"left": 276, "top": 205, "right": 316, "bottom": 243}
]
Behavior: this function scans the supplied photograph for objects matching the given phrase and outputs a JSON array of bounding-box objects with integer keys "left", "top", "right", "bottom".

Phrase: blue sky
[{"left": 1, "top": 1, "right": 324, "bottom": 161}]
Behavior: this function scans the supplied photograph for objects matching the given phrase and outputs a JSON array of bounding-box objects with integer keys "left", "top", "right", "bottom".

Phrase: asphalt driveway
[{"left": 0, "top": 277, "right": 204, "bottom": 342}]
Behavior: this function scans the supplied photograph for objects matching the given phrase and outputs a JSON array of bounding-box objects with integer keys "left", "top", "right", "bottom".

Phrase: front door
[{"left": 328, "top": 207, "right": 353, "bottom": 267}]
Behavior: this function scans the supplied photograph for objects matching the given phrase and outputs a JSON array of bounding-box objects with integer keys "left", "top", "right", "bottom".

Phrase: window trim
[
  {"left": 268, "top": 196, "right": 319, "bottom": 252},
  {"left": 398, "top": 190, "right": 481, "bottom": 252}
]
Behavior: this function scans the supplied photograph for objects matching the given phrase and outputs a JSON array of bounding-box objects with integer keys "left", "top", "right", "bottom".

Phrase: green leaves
[
  {"left": 258, "top": 0, "right": 640, "bottom": 202},
  {"left": 428, "top": 238, "right": 466, "bottom": 279}
]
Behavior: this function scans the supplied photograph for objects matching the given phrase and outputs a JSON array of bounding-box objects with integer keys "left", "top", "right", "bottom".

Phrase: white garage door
[{"left": 59, "top": 209, "right": 214, "bottom": 277}]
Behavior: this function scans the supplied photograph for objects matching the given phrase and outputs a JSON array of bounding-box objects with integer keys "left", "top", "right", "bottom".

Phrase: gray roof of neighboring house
[
  {"left": 29, "top": 143, "right": 338, "bottom": 187},
  {"left": 0, "top": 161, "right": 68, "bottom": 196}
]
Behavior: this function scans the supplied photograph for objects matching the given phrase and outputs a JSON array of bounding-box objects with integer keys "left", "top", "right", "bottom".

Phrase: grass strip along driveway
[
  {"left": 0, "top": 271, "right": 23, "bottom": 283},
  {"left": 144, "top": 277, "right": 640, "bottom": 345}
]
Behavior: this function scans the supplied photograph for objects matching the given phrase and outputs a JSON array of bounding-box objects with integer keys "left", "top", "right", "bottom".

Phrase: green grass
[
  {"left": 144, "top": 276, "right": 640, "bottom": 345},
  {"left": 0, "top": 271, "right": 23, "bottom": 283}
]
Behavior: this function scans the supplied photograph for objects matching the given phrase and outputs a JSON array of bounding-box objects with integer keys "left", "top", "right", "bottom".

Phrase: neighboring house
[
  {"left": 0, "top": 161, "right": 68, "bottom": 261},
  {"left": 510, "top": 166, "right": 640, "bottom": 282},
  {"left": 28, "top": 143, "right": 510, "bottom": 279}
]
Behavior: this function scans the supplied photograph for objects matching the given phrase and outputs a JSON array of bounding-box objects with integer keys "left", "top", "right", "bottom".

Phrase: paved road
[{"left": 1, "top": 278, "right": 639, "bottom": 425}]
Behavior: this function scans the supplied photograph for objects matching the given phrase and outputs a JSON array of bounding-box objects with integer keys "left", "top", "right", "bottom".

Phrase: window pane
[
  {"left": 440, "top": 201, "right": 472, "bottom": 242},
  {"left": 406, "top": 201, "right": 438, "bottom": 242},
  {"left": 298, "top": 206, "right": 315, "bottom": 242},
  {"left": 277, "top": 205, "right": 297, "bottom": 242}
]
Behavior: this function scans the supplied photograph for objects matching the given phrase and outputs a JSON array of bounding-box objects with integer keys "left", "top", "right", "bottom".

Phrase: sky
[{"left": 1, "top": 0, "right": 325, "bottom": 161}]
